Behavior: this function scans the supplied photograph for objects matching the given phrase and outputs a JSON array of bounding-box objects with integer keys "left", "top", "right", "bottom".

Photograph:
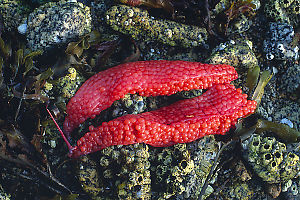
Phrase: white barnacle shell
[
  {"left": 128, "top": 9, "right": 134, "bottom": 17},
  {"left": 266, "top": 53, "right": 274, "bottom": 60},
  {"left": 165, "top": 29, "right": 172, "bottom": 38},
  {"left": 18, "top": 23, "right": 27, "bottom": 34},
  {"left": 277, "top": 43, "right": 285, "bottom": 52}
]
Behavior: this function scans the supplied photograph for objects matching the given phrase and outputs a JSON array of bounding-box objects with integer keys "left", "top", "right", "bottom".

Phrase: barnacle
[
  {"left": 77, "top": 156, "right": 103, "bottom": 197},
  {"left": 242, "top": 134, "right": 300, "bottom": 183},
  {"left": 152, "top": 135, "right": 220, "bottom": 199}
]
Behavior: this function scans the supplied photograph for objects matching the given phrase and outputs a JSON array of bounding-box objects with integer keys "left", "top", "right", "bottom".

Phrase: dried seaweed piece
[
  {"left": 93, "top": 39, "right": 120, "bottom": 68},
  {"left": 222, "top": 0, "right": 256, "bottom": 35},
  {"left": 0, "top": 122, "right": 43, "bottom": 167},
  {"left": 0, "top": 120, "right": 71, "bottom": 195},
  {"left": 65, "top": 35, "right": 90, "bottom": 58}
]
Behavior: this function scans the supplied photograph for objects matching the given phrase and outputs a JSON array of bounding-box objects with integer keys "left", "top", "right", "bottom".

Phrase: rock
[
  {"left": 23, "top": 0, "right": 92, "bottom": 51},
  {"left": 206, "top": 39, "right": 258, "bottom": 71},
  {"left": 263, "top": 22, "right": 299, "bottom": 61},
  {"left": 105, "top": 5, "right": 208, "bottom": 48},
  {"left": 0, "top": 0, "right": 29, "bottom": 32}
]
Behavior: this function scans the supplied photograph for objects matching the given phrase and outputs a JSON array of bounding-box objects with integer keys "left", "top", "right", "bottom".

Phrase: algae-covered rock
[
  {"left": 106, "top": 5, "right": 208, "bottom": 48},
  {"left": 242, "top": 134, "right": 300, "bottom": 183},
  {"left": 77, "top": 156, "right": 103, "bottom": 197},
  {"left": 0, "top": 184, "right": 10, "bottom": 200},
  {"left": 23, "top": 0, "right": 92, "bottom": 51},
  {"left": 213, "top": 0, "right": 261, "bottom": 35},
  {"left": 206, "top": 39, "right": 258, "bottom": 71}
]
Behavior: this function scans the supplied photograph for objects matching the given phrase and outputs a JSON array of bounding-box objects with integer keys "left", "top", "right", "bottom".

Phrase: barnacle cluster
[
  {"left": 23, "top": 0, "right": 92, "bottom": 51},
  {"left": 151, "top": 135, "right": 219, "bottom": 199},
  {"left": 0, "top": 184, "right": 10, "bottom": 200},
  {"left": 105, "top": 5, "right": 208, "bottom": 48},
  {"left": 76, "top": 136, "right": 219, "bottom": 199},
  {"left": 264, "top": 0, "right": 299, "bottom": 26},
  {"left": 0, "top": 0, "right": 29, "bottom": 32},
  {"left": 206, "top": 39, "right": 258, "bottom": 71},
  {"left": 242, "top": 134, "right": 300, "bottom": 183},
  {"left": 98, "top": 143, "right": 151, "bottom": 199},
  {"left": 77, "top": 156, "right": 103, "bottom": 197},
  {"left": 42, "top": 68, "right": 85, "bottom": 99},
  {"left": 282, "top": 178, "right": 300, "bottom": 199},
  {"left": 263, "top": 22, "right": 299, "bottom": 61}
]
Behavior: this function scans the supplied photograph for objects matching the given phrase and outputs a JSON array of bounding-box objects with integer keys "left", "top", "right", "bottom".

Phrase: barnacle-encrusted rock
[
  {"left": 264, "top": 0, "right": 299, "bottom": 26},
  {"left": 0, "top": 184, "right": 10, "bottom": 200},
  {"left": 242, "top": 134, "right": 300, "bottom": 183},
  {"left": 77, "top": 156, "right": 103, "bottom": 197},
  {"left": 151, "top": 135, "right": 220, "bottom": 199},
  {"left": 263, "top": 22, "right": 299, "bottom": 61},
  {"left": 176, "top": 89, "right": 203, "bottom": 99},
  {"left": 24, "top": 0, "right": 92, "bottom": 51},
  {"left": 282, "top": 178, "right": 300, "bottom": 199},
  {"left": 0, "top": 0, "right": 29, "bottom": 32},
  {"left": 279, "top": 64, "right": 300, "bottom": 95},
  {"left": 110, "top": 93, "right": 171, "bottom": 119},
  {"left": 206, "top": 39, "right": 258, "bottom": 71},
  {"left": 76, "top": 136, "right": 219, "bottom": 199},
  {"left": 98, "top": 143, "right": 151, "bottom": 199},
  {"left": 106, "top": 5, "right": 208, "bottom": 48},
  {"left": 42, "top": 68, "right": 85, "bottom": 99}
]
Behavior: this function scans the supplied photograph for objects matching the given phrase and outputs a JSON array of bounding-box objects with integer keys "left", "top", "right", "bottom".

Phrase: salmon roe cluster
[
  {"left": 64, "top": 60, "right": 237, "bottom": 135},
  {"left": 69, "top": 84, "right": 257, "bottom": 158}
]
